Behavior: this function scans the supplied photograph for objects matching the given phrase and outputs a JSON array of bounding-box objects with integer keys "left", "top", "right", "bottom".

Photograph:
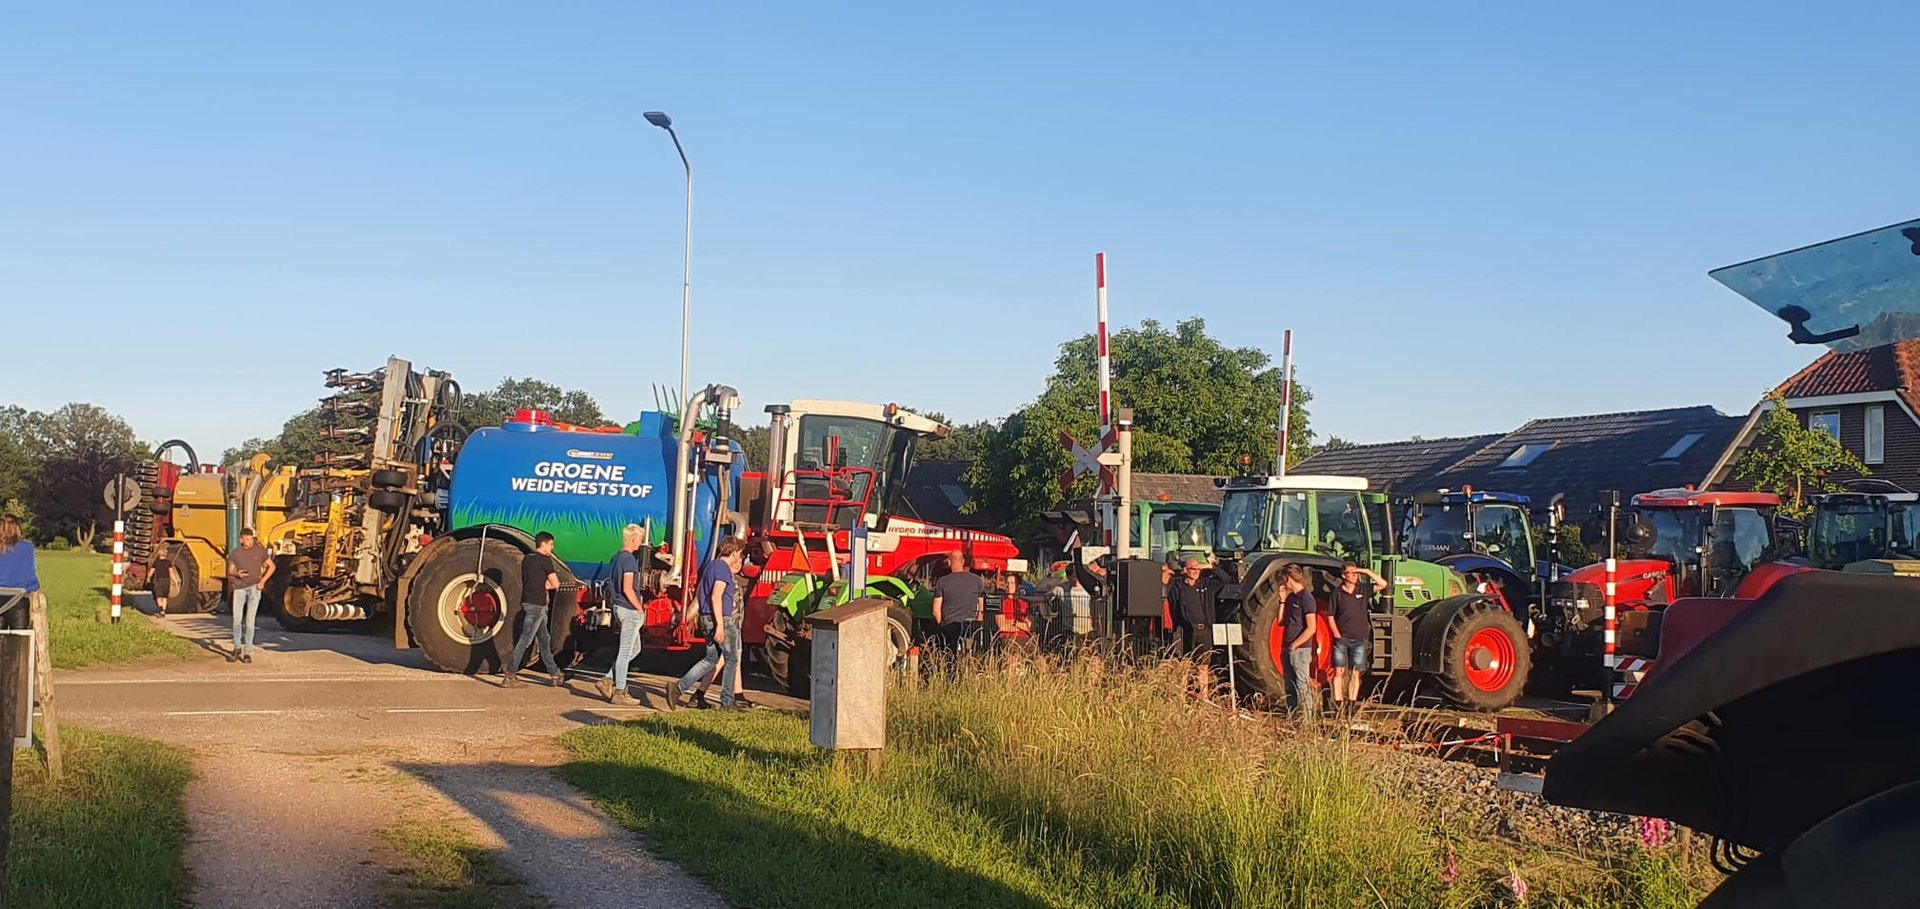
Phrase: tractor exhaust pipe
[{"left": 669, "top": 384, "right": 740, "bottom": 589}]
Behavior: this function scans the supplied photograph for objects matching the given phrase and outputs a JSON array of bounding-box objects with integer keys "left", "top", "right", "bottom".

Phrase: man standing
[
  {"left": 1326, "top": 562, "right": 1388, "bottom": 713},
  {"left": 1279, "top": 564, "right": 1319, "bottom": 716},
  {"left": 1167, "top": 558, "right": 1221, "bottom": 658},
  {"left": 931, "top": 550, "right": 984, "bottom": 654},
  {"left": 674, "top": 539, "right": 746, "bottom": 709},
  {"left": 226, "top": 528, "right": 275, "bottom": 663},
  {"left": 503, "top": 532, "right": 564, "bottom": 688},
  {"left": 597, "top": 524, "right": 649, "bottom": 706}
]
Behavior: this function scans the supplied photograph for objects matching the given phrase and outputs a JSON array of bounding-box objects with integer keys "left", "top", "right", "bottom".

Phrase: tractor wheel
[
  {"left": 271, "top": 566, "right": 328, "bottom": 634},
  {"left": 371, "top": 469, "right": 410, "bottom": 490},
  {"left": 169, "top": 544, "right": 216, "bottom": 614},
  {"left": 405, "top": 537, "right": 519, "bottom": 674},
  {"left": 369, "top": 490, "right": 411, "bottom": 513},
  {"left": 1238, "top": 578, "right": 1296, "bottom": 703},
  {"left": 763, "top": 611, "right": 812, "bottom": 695},
  {"left": 886, "top": 603, "right": 915, "bottom": 671},
  {"left": 1434, "top": 601, "right": 1531, "bottom": 711}
]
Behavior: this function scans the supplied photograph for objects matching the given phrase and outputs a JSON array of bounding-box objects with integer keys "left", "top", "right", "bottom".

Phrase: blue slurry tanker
[{"left": 394, "top": 386, "right": 746, "bottom": 673}]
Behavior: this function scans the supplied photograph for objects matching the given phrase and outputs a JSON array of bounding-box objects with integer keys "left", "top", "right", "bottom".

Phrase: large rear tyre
[
  {"left": 405, "top": 537, "right": 520, "bottom": 674},
  {"left": 169, "top": 544, "right": 216, "bottom": 614},
  {"left": 1237, "top": 576, "right": 1297, "bottom": 703},
  {"left": 267, "top": 556, "right": 327, "bottom": 632},
  {"left": 762, "top": 611, "right": 812, "bottom": 695},
  {"left": 1435, "top": 601, "right": 1531, "bottom": 711},
  {"left": 886, "top": 603, "right": 914, "bottom": 670}
]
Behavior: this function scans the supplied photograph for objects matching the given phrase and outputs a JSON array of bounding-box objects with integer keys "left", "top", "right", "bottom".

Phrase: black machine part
[
  {"left": 1112, "top": 558, "right": 1168, "bottom": 619},
  {"left": 1543, "top": 571, "right": 1920, "bottom": 904}
]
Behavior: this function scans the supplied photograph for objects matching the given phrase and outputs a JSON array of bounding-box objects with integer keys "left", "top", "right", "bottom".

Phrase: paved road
[{"left": 59, "top": 609, "right": 796, "bottom": 909}]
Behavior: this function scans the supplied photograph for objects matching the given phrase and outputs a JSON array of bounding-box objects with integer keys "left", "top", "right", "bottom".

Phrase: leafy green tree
[
  {"left": 737, "top": 425, "right": 770, "bottom": 472},
  {"left": 1532, "top": 522, "right": 1593, "bottom": 569},
  {"left": 968, "top": 317, "right": 1311, "bottom": 538},
  {"left": 457, "top": 377, "right": 606, "bottom": 430},
  {"left": 0, "top": 406, "right": 45, "bottom": 529},
  {"left": 26, "top": 403, "right": 146, "bottom": 544},
  {"left": 1732, "top": 391, "right": 1871, "bottom": 520}
]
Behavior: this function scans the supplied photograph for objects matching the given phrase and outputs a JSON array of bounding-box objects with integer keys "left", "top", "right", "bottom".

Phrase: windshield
[
  {"left": 1406, "top": 506, "right": 1469, "bottom": 562},
  {"left": 1710, "top": 218, "right": 1920, "bottom": 352},
  {"left": 1405, "top": 503, "right": 1532, "bottom": 567},
  {"left": 793, "top": 415, "right": 891, "bottom": 530},
  {"left": 1216, "top": 490, "right": 1311, "bottom": 553},
  {"left": 1812, "top": 503, "right": 1886, "bottom": 567},
  {"left": 1621, "top": 507, "right": 1703, "bottom": 564},
  {"left": 1217, "top": 491, "right": 1267, "bottom": 552},
  {"left": 1898, "top": 505, "right": 1920, "bottom": 557},
  {"left": 1148, "top": 510, "right": 1216, "bottom": 561}
]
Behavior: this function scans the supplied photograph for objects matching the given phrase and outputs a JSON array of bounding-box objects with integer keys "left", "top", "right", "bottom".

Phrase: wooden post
[
  {"left": 0, "top": 594, "right": 16, "bottom": 884},
  {"left": 30, "top": 592, "right": 60, "bottom": 782}
]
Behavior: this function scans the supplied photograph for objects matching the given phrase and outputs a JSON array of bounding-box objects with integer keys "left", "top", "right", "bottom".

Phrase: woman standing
[{"left": 0, "top": 516, "right": 40, "bottom": 598}]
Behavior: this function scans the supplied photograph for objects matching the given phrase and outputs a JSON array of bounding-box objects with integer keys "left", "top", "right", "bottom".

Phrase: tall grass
[
  {"left": 564, "top": 647, "right": 1709, "bottom": 908},
  {"left": 10, "top": 726, "right": 194, "bottom": 908}
]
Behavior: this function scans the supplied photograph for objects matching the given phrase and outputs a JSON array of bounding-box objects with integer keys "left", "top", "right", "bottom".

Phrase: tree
[
  {"left": 737, "top": 425, "right": 770, "bottom": 472},
  {"left": 900, "top": 408, "right": 998, "bottom": 463},
  {"left": 1732, "top": 391, "right": 1871, "bottom": 520},
  {"left": 968, "top": 317, "right": 1312, "bottom": 538},
  {"left": 0, "top": 406, "right": 45, "bottom": 529},
  {"left": 1310, "top": 435, "right": 1356, "bottom": 457},
  {"left": 26, "top": 403, "right": 145, "bottom": 544},
  {"left": 457, "top": 378, "right": 607, "bottom": 430}
]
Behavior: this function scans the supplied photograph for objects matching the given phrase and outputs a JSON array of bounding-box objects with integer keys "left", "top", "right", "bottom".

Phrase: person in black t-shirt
[
  {"left": 1278, "top": 564, "right": 1320, "bottom": 716},
  {"left": 504, "top": 532, "right": 564, "bottom": 688},
  {"left": 1326, "top": 561, "right": 1389, "bottom": 710},
  {"left": 1167, "top": 558, "right": 1221, "bottom": 657}
]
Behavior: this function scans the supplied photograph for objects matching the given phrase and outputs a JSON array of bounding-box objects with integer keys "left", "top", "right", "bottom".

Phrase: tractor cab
[
  {"left": 1615, "top": 489, "right": 1785, "bottom": 600},
  {"left": 1403, "top": 489, "right": 1539, "bottom": 576},
  {"left": 1140, "top": 500, "right": 1220, "bottom": 563},
  {"left": 762, "top": 399, "right": 936, "bottom": 536},
  {"left": 1808, "top": 480, "right": 1920, "bottom": 569}
]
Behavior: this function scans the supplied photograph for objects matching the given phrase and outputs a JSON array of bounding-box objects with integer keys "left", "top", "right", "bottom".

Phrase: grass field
[
  {"left": 377, "top": 820, "right": 546, "bottom": 909},
  {"left": 9, "top": 726, "right": 194, "bottom": 909},
  {"left": 562, "top": 650, "right": 1710, "bottom": 909},
  {"left": 35, "top": 550, "right": 199, "bottom": 670}
]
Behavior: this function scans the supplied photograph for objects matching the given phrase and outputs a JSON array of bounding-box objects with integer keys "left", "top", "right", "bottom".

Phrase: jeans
[
  {"left": 1331, "top": 637, "right": 1370, "bottom": 671},
  {"left": 508, "top": 601, "right": 560, "bottom": 676},
  {"left": 1287, "top": 646, "right": 1318, "bottom": 715},
  {"left": 230, "top": 586, "right": 262, "bottom": 655},
  {"left": 611, "top": 604, "right": 644, "bottom": 690},
  {"left": 678, "top": 613, "right": 740, "bottom": 707},
  {"left": 938, "top": 620, "right": 979, "bottom": 653}
]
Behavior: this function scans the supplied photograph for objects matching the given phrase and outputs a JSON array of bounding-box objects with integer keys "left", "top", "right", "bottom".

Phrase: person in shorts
[
  {"left": 151, "top": 551, "right": 172, "bottom": 617},
  {"left": 1326, "top": 562, "right": 1387, "bottom": 712}
]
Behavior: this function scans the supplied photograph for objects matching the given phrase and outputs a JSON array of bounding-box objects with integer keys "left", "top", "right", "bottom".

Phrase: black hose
[{"left": 151, "top": 439, "right": 200, "bottom": 474}]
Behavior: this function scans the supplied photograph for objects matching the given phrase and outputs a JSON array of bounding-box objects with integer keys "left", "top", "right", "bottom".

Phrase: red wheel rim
[
  {"left": 459, "top": 588, "right": 500, "bottom": 630},
  {"left": 1268, "top": 617, "right": 1287, "bottom": 676},
  {"left": 1463, "top": 626, "right": 1517, "bottom": 693}
]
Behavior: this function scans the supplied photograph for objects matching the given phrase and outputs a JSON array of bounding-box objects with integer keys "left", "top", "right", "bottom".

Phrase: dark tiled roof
[
  {"left": 1437, "top": 406, "right": 1744, "bottom": 514},
  {"left": 1292, "top": 435, "right": 1504, "bottom": 493},
  {"left": 1775, "top": 337, "right": 1920, "bottom": 414},
  {"left": 897, "top": 459, "right": 993, "bottom": 528},
  {"left": 1129, "top": 473, "right": 1224, "bottom": 505}
]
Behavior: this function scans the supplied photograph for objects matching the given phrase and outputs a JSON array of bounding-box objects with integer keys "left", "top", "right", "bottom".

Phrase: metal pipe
[
  {"left": 1115, "top": 409, "right": 1135, "bottom": 560},
  {"left": 668, "top": 384, "right": 740, "bottom": 588},
  {"left": 645, "top": 111, "right": 693, "bottom": 418},
  {"left": 1275, "top": 329, "right": 1294, "bottom": 476}
]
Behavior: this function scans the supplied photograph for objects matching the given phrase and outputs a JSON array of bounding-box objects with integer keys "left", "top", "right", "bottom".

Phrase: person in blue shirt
[
  {"left": 672, "top": 538, "right": 747, "bottom": 710},
  {"left": 0, "top": 516, "right": 39, "bottom": 597},
  {"left": 597, "top": 524, "right": 649, "bottom": 706}
]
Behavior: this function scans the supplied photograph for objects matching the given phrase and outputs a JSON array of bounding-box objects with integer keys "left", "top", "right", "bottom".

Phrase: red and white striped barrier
[{"left": 111, "top": 519, "right": 125, "bottom": 622}]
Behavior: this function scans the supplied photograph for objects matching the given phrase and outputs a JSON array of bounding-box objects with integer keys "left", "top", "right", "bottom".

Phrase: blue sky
[{"left": 5, "top": 2, "right": 1918, "bottom": 458}]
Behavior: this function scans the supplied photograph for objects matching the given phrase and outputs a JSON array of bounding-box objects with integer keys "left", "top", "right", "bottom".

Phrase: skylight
[
  {"left": 1658, "top": 432, "right": 1705, "bottom": 460},
  {"left": 1497, "top": 442, "right": 1552, "bottom": 468}
]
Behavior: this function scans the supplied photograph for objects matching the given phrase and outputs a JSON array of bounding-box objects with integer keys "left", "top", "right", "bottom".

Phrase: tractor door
[
  {"left": 1474, "top": 504, "right": 1535, "bottom": 580},
  {"left": 1314, "top": 491, "right": 1369, "bottom": 562},
  {"left": 1707, "top": 506, "right": 1773, "bottom": 596}
]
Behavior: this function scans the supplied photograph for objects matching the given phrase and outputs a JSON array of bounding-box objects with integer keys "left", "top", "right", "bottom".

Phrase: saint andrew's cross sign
[{"left": 1058, "top": 428, "right": 1120, "bottom": 496}]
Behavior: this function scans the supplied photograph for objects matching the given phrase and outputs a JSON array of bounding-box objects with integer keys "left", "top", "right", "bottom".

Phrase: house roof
[
  {"left": 1129, "top": 473, "right": 1224, "bottom": 506},
  {"left": 1436, "top": 406, "right": 1745, "bottom": 515},
  {"left": 1774, "top": 337, "right": 1920, "bottom": 415},
  {"left": 896, "top": 459, "right": 993, "bottom": 528},
  {"left": 1291, "top": 434, "right": 1503, "bottom": 494}
]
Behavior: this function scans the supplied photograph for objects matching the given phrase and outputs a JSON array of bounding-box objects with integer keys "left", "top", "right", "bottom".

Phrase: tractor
[
  {"left": 1401, "top": 488, "right": 1575, "bottom": 616},
  {"left": 1803, "top": 479, "right": 1920, "bottom": 570},
  {"left": 1211, "top": 474, "right": 1533, "bottom": 711}
]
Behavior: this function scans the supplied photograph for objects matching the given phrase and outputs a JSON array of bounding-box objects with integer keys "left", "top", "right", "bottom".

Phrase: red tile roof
[{"left": 1775, "top": 338, "right": 1920, "bottom": 414}]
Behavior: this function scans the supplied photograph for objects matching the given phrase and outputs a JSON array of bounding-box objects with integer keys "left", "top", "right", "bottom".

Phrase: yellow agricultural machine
[{"left": 128, "top": 357, "right": 463, "bottom": 628}]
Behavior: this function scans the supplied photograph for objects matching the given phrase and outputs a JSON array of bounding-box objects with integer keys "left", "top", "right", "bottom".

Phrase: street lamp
[{"left": 644, "top": 110, "right": 693, "bottom": 414}]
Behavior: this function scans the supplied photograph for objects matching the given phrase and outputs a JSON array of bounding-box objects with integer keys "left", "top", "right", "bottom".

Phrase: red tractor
[{"left": 1543, "top": 488, "right": 1808, "bottom": 698}]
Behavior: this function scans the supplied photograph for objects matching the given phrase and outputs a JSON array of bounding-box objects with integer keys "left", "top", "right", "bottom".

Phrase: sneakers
[
  {"left": 501, "top": 672, "right": 522, "bottom": 689},
  {"left": 550, "top": 673, "right": 566, "bottom": 688},
  {"left": 662, "top": 686, "right": 679, "bottom": 712},
  {"left": 595, "top": 676, "right": 614, "bottom": 700},
  {"left": 610, "top": 691, "right": 640, "bottom": 706},
  {"left": 240, "top": 652, "right": 253, "bottom": 664}
]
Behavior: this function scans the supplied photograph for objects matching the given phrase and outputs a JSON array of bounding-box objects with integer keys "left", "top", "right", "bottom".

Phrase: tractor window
[
  {"left": 1812, "top": 502, "right": 1884, "bottom": 567},
  {"left": 1475, "top": 505, "right": 1533, "bottom": 568},
  {"left": 1712, "top": 508, "right": 1772, "bottom": 580},
  {"left": 1217, "top": 492, "right": 1268, "bottom": 552},
  {"left": 1315, "top": 492, "right": 1367, "bottom": 560},
  {"left": 1640, "top": 508, "right": 1703, "bottom": 564},
  {"left": 1272, "top": 492, "right": 1312, "bottom": 551},
  {"left": 1149, "top": 510, "right": 1215, "bottom": 561},
  {"left": 1895, "top": 505, "right": 1920, "bottom": 558},
  {"left": 1406, "top": 505, "right": 1469, "bottom": 561},
  {"left": 1365, "top": 498, "right": 1391, "bottom": 554}
]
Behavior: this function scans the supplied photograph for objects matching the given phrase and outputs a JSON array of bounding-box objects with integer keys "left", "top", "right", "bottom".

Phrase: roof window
[
  {"left": 1657, "top": 432, "right": 1705, "bottom": 461},
  {"left": 1497, "top": 442, "right": 1552, "bottom": 468}
]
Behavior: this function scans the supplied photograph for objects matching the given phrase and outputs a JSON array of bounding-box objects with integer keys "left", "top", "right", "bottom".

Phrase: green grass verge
[
  {"left": 561, "top": 651, "right": 1710, "bottom": 909},
  {"left": 9, "top": 726, "right": 193, "bottom": 909},
  {"left": 376, "top": 820, "right": 545, "bottom": 909},
  {"left": 37, "top": 551, "right": 199, "bottom": 670}
]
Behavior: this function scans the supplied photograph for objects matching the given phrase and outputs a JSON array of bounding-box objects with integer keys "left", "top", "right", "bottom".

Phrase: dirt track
[{"left": 58, "top": 607, "right": 796, "bottom": 908}]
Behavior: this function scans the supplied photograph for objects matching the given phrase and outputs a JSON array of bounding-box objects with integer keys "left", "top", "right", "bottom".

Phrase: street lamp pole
[{"left": 644, "top": 111, "right": 692, "bottom": 411}]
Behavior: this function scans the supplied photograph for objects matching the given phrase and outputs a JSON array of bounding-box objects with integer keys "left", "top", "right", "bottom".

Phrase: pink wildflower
[
  {"left": 1441, "top": 847, "right": 1459, "bottom": 887},
  {"left": 1505, "top": 865, "right": 1528, "bottom": 904},
  {"left": 1641, "top": 817, "right": 1673, "bottom": 849}
]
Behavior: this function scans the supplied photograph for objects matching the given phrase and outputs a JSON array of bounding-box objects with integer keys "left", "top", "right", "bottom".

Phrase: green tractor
[
  {"left": 761, "top": 534, "right": 921, "bottom": 693},
  {"left": 1212, "top": 474, "right": 1532, "bottom": 711},
  {"left": 1804, "top": 480, "right": 1920, "bottom": 570},
  {"left": 1138, "top": 499, "right": 1220, "bottom": 564}
]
